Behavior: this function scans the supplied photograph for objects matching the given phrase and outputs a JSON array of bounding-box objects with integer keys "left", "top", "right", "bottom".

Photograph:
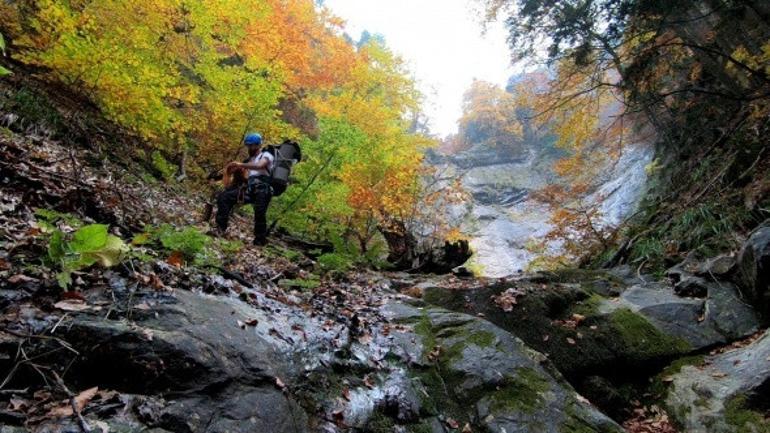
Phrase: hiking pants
[
  {"left": 215, "top": 179, "right": 272, "bottom": 242},
  {"left": 249, "top": 180, "right": 273, "bottom": 243}
]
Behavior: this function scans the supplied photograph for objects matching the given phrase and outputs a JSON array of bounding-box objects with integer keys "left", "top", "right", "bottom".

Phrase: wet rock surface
[
  {"left": 666, "top": 330, "right": 770, "bottom": 433},
  {"left": 2, "top": 276, "right": 623, "bottom": 433},
  {"left": 421, "top": 269, "right": 761, "bottom": 381},
  {"left": 737, "top": 224, "right": 770, "bottom": 319}
]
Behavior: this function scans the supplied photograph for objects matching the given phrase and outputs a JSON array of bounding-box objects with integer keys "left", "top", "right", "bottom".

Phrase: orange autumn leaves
[{"left": 2, "top": 0, "right": 442, "bottom": 250}]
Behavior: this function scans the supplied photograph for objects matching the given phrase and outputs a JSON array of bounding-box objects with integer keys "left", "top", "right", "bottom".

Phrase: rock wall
[{"left": 431, "top": 130, "right": 654, "bottom": 277}]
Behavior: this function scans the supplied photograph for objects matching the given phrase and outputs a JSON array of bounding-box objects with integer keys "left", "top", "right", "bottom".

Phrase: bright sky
[{"left": 323, "top": 0, "right": 515, "bottom": 138}]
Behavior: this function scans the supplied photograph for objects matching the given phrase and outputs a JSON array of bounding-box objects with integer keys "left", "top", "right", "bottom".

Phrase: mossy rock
[
  {"left": 724, "top": 395, "right": 770, "bottom": 433},
  {"left": 400, "top": 305, "right": 623, "bottom": 433}
]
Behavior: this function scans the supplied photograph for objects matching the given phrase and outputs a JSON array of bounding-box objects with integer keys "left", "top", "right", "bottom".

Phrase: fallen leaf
[
  {"left": 8, "top": 274, "right": 36, "bottom": 284},
  {"left": 445, "top": 417, "right": 460, "bottom": 429},
  {"left": 428, "top": 345, "right": 442, "bottom": 362},
  {"left": 566, "top": 337, "right": 576, "bottom": 345},
  {"left": 47, "top": 386, "right": 98, "bottom": 417},
  {"left": 244, "top": 318, "right": 258, "bottom": 327},
  {"left": 543, "top": 335, "right": 550, "bottom": 342},
  {"left": 363, "top": 374, "right": 375, "bottom": 389},
  {"left": 462, "top": 423, "right": 472, "bottom": 433},
  {"left": 166, "top": 251, "right": 183, "bottom": 268},
  {"left": 9, "top": 397, "right": 28, "bottom": 412},
  {"left": 149, "top": 273, "right": 167, "bottom": 291},
  {"left": 342, "top": 388, "right": 351, "bottom": 401},
  {"left": 74, "top": 387, "right": 99, "bottom": 412},
  {"left": 332, "top": 408, "right": 345, "bottom": 425},
  {"left": 275, "top": 377, "right": 286, "bottom": 390},
  {"left": 54, "top": 300, "right": 91, "bottom": 312},
  {"left": 61, "top": 291, "right": 86, "bottom": 301},
  {"left": 141, "top": 329, "right": 154, "bottom": 341}
]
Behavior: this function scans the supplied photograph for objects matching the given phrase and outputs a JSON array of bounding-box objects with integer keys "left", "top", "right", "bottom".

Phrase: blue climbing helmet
[{"left": 243, "top": 132, "right": 262, "bottom": 146}]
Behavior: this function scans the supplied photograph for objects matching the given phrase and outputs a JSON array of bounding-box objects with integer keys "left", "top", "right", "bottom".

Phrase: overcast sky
[{"left": 323, "top": 0, "right": 515, "bottom": 138}]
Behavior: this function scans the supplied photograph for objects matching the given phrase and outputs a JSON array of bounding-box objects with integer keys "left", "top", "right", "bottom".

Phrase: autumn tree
[
  {"left": 478, "top": 0, "right": 770, "bottom": 267},
  {"left": 0, "top": 0, "right": 458, "bottom": 264},
  {"left": 457, "top": 79, "right": 523, "bottom": 149}
]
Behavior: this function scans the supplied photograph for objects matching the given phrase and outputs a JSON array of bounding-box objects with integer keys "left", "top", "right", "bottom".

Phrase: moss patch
[
  {"left": 609, "top": 309, "right": 691, "bottom": 361},
  {"left": 365, "top": 410, "right": 398, "bottom": 433},
  {"left": 489, "top": 367, "right": 551, "bottom": 414},
  {"left": 278, "top": 276, "right": 321, "bottom": 290},
  {"left": 724, "top": 395, "right": 770, "bottom": 433},
  {"left": 412, "top": 312, "right": 437, "bottom": 361},
  {"left": 572, "top": 293, "right": 605, "bottom": 317},
  {"left": 649, "top": 355, "right": 705, "bottom": 398},
  {"left": 442, "top": 329, "right": 498, "bottom": 363}
]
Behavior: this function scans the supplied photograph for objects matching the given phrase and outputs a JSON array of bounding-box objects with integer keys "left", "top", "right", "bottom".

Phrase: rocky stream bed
[{"left": 1, "top": 118, "right": 769, "bottom": 433}]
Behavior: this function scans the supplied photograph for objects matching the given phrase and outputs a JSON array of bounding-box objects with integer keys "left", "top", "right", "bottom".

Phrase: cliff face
[{"left": 431, "top": 129, "right": 653, "bottom": 277}]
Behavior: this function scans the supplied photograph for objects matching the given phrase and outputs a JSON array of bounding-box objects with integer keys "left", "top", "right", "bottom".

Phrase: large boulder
[
  {"left": 381, "top": 302, "right": 623, "bottom": 433},
  {"left": 665, "top": 330, "right": 770, "bottom": 433},
  {"left": 421, "top": 270, "right": 760, "bottom": 380},
  {"left": 3, "top": 284, "right": 621, "bottom": 433},
  {"left": 737, "top": 224, "right": 770, "bottom": 319}
]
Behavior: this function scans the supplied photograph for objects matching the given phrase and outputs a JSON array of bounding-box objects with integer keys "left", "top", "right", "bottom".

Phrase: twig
[
  {"left": 1, "top": 330, "right": 79, "bottom": 355},
  {"left": 0, "top": 388, "right": 29, "bottom": 395},
  {"left": 52, "top": 371, "right": 91, "bottom": 433}
]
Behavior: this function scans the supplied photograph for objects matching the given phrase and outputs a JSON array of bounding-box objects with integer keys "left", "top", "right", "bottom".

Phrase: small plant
[
  {"left": 0, "top": 32, "right": 12, "bottom": 77},
  {"left": 216, "top": 238, "right": 244, "bottom": 254},
  {"left": 159, "top": 227, "right": 209, "bottom": 259},
  {"left": 46, "top": 224, "right": 129, "bottom": 288},
  {"left": 279, "top": 276, "right": 321, "bottom": 290},
  {"left": 134, "top": 224, "right": 217, "bottom": 266},
  {"left": 151, "top": 150, "right": 176, "bottom": 180},
  {"left": 317, "top": 252, "right": 353, "bottom": 273},
  {"left": 35, "top": 209, "right": 83, "bottom": 231}
]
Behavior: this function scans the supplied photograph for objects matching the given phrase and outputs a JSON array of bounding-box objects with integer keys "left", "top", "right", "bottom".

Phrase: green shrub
[
  {"left": 46, "top": 224, "right": 128, "bottom": 288},
  {"left": 0, "top": 87, "right": 63, "bottom": 133},
  {"left": 151, "top": 150, "right": 177, "bottom": 180},
  {"left": 317, "top": 253, "right": 353, "bottom": 272},
  {"left": 155, "top": 225, "right": 210, "bottom": 260}
]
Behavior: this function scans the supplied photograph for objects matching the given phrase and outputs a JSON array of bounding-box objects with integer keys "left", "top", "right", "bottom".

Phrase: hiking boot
[
  {"left": 253, "top": 237, "right": 267, "bottom": 246},
  {"left": 207, "top": 227, "right": 226, "bottom": 238}
]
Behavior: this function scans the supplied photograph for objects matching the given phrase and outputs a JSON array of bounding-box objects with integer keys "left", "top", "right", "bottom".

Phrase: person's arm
[
  {"left": 237, "top": 154, "right": 273, "bottom": 170},
  {"left": 237, "top": 160, "right": 269, "bottom": 170}
]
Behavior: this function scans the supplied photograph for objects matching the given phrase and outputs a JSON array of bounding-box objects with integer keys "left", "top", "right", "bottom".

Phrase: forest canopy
[{"left": 0, "top": 0, "right": 443, "bottom": 258}]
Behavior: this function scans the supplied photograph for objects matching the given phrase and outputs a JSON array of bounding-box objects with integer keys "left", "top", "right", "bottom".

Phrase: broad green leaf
[
  {"left": 48, "top": 230, "right": 66, "bottom": 262},
  {"left": 84, "top": 235, "right": 128, "bottom": 267},
  {"left": 71, "top": 224, "right": 108, "bottom": 252},
  {"left": 62, "top": 254, "right": 97, "bottom": 272},
  {"left": 0, "top": 33, "right": 5, "bottom": 55},
  {"left": 0, "top": 66, "right": 12, "bottom": 77}
]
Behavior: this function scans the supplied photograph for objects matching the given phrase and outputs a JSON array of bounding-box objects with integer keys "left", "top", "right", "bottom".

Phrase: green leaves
[
  {"left": 0, "top": 32, "right": 11, "bottom": 76},
  {"left": 71, "top": 224, "right": 109, "bottom": 252},
  {"left": 45, "top": 224, "right": 129, "bottom": 288},
  {"left": 157, "top": 225, "right": 210, "bottom": 260}
]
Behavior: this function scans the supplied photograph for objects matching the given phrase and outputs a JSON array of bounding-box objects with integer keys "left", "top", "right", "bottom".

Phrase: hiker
[{"left": 214, "top": 132, "right": 274, "bottom": 245}]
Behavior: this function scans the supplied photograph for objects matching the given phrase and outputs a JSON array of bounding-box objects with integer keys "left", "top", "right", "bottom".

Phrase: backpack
[{"left": 266, "top": 140, "right": 302, "bottom": 196}]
